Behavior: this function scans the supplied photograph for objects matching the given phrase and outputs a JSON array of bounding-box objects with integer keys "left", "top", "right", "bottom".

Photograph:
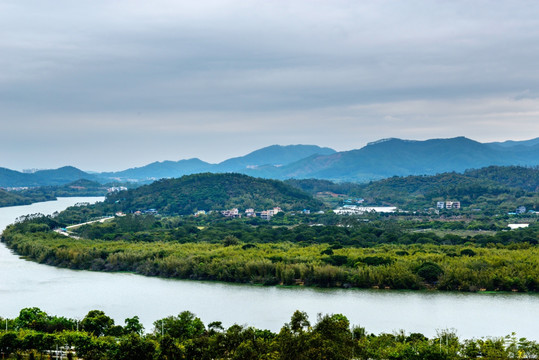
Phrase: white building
[
  {"left": 508, "top": 223, "right": 529, "bottom": 230},
  {"left": 221, "top": 208, "right": 240, "bottom": 218}
]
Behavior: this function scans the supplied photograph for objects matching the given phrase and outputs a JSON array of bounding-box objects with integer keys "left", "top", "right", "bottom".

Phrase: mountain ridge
[{"left": 2, "top": 138, "right": 539, "bottom": 186}]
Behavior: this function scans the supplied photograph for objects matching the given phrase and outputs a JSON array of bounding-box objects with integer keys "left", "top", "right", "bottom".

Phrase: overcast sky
[{"left": 1, "top": 0, "right": 539, "bottom": 171}]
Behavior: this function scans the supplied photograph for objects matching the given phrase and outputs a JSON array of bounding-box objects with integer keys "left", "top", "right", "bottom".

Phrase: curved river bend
[{"left": 0, "top": 198, "right": 537, "bottom": 339}]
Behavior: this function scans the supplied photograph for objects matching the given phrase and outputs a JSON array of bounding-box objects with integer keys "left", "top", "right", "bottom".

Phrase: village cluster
[{"left": 195, "top": 206, "right": 285, "bottom": 220}]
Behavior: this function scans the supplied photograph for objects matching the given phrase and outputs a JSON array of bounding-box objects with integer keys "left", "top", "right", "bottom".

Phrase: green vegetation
[
  {"left": 0, "top": 189, "right": 54, "bottom": 207},
  {"left": 0, "top": 307, "right": 537, "bottom": 359},
  {"left": 18, "top": 179, "right": 109, "bottom": 198},
  {"left": 0, "top": 179, "right": 109, "bottom": 208},
  {"left": 2, "top": 167, "right": 539, "bottom": 293},
  {"left": 287, "top": 166, "right": 539, "bottom": 213},
  {"left": 104, "top": 173, "right": 324, "bottom": 215},
  {"left": 3, "top": 214, "right": 539, "bottom": 292}
]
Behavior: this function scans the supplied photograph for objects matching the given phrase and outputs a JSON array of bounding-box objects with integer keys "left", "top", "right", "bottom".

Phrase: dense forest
[
  {"left": 287, "top": 166, "right": 539, "bottom": 212},
  {"left": 104, "top": 173, "right": 324, "bottom": 215},
  {"left": 0, "top": 188, "right": 54, "bottom": 207},
  {"left": 0, "top": 307, "right": 537, "bottom": 359}
]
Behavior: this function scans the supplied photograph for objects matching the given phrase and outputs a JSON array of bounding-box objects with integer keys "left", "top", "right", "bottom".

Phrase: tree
[
  {"left": 0, "top": 332, "right": 19, "bottom": 358},
  {"left": 15, "top": 307, "right": 48, "bottom": 331},
  {"left": 289, "top": 310, "right": 310, "bottom": 334},
  {"left": 114, "top": 334, "right": 155, "bottom": 360},
  {"left": 306, "top": 313, "right": 354, "bottom": 360},
  {"left": 81, "top": 310, "right": 115, "bottom": 337},
  {"left": 154, "top": 311, "right": 205, "bottom": 342},
  {"left": 416, "top": 262, "right": 444, "bottom": 283},
  {"left": 158, "top": 334, "right": 185, "bottom": 360},
  {"left": 124, "top": 316, "right": 144, "bottom": 335}
]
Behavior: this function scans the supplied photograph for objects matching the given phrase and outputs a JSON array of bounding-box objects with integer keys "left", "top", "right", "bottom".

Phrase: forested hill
[
  {"left": 0, "top": 179, "right": 108, "bottom": 208},
  {"left": 0, "top": 188, "right": 54, "bottom": 207},
  {"left": 464, "top": 166, "right": 539, "bottom": 192},
  {"left": 105, "top": 173, "right": 324, "bottom": 215},
  {"left": 286, "top": 166, "right": 539, "bottom": 211},
  {"left": 355, "top": 172, "right": 512, "bottom": 207}
]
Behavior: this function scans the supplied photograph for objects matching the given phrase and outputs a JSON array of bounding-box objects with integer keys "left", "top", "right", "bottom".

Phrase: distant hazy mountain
[
  {"left": 2, "top": 138, "right": 539, "bottom": 187},
  {"left": 215, "top": 145, "right": 336, "bottom": 172},
  {"left": 100, "top": 145, "right": 336, "bottom": 182},
  {"left": 0, "top": 166, "right": 98, "bottom": 187},
  {"left": 102, "top": 138, "right": 538, "bottom": 183},
  {"left": 101, "top": 158, "right": 212, "bottom": 182},
  {"left": 488, "top": 137, "right": 539, "bottom": 148},
  {"left": 272, "top": 137, "right": 539, "bottom": 181}
]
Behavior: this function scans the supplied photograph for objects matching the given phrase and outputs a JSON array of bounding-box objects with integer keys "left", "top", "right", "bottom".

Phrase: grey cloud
[{"left": 1, "top": 0, "right": 539, "bottom": 170}]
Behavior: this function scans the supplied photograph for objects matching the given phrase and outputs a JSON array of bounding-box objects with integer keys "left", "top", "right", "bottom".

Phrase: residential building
[
  {"left": 221, "top": 208, "right": 240, "bottom": 218},
  {"left": 260, "top": 210, "right": 271, "bottom": 220}
]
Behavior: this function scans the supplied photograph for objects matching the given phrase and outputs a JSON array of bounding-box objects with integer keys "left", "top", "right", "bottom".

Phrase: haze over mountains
[{"left": 1, "top": 137, "right": 538, "bottom": 187}]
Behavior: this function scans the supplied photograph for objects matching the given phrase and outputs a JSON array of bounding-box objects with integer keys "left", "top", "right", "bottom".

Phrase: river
[{"left": 0, "top": 197, "right": 537, "bottom": 339}]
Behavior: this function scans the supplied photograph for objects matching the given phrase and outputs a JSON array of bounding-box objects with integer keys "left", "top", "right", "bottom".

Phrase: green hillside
[
  {"left": 286, "top": 166, "right": 539, "bottom": 212},
  {"left": 105, "top": 173, "right": 324, "bottom": 215},
  {"left": 0, "top": 188, "right": 53, "bottom": 207},
  {"left": 464, "top": 166, "right": 539, "bottom": 192}
]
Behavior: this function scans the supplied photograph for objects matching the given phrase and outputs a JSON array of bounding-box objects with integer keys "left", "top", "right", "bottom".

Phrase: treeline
[
  {"left": 69, "top": 215, "right": 538, "bottom": 247},
  {"left": 0, "top": 179, "right": 109, "bottom": 208},
  {"left": 3, "top": 216, "right": 539, "bottom": 292},
  {"left": 1, "top": 308, "right": 538, "bottom": 360},
  {"left": 17, "top": 179, "right": 109, "bottom": 198},
  {"left": 0, "top": 189, "right": 54, "bottom": 207}
]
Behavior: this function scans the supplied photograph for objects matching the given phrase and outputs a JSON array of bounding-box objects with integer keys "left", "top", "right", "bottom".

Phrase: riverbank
[
  {"left": 0, "top": 198, "right": 538, "bottom": 340},
  {"left": 3, "top": 222, "right": 539, "bottom": 293}
]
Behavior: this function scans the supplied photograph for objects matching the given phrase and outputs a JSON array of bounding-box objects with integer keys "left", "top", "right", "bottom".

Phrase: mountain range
[{"left": 1, "top": 137, "right": 538, "bottom": 187}]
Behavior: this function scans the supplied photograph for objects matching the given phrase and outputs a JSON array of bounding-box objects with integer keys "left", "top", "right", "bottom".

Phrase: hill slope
[
  {"left": 215, "top": 144, "right": 336, "bottom": 172},
  {"left": 285, "top": 165, "right": 539, "bottom": 212},
  {"left": 105, "top": 173, "right": 324, "bottom": 215},
  {"left": 101, "top": 158, "right": 212, "bottom": 182}
]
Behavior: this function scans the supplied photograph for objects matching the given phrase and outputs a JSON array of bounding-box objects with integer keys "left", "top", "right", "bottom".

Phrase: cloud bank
[{"left": 1, "top": 0, "right": 538, "bottom": 170}]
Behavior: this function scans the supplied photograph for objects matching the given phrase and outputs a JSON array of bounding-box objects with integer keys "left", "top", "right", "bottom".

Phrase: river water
[{"left": 0, "top": 197, "right": 537, "bottom": 339}]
